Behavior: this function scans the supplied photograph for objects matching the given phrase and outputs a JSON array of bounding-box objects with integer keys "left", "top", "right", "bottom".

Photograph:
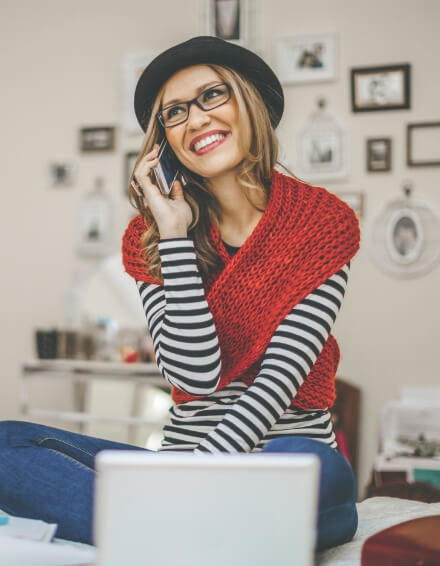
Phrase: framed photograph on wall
[
  {"left": 351, "top": 64, "right": 410, "bottom": 112},
  {"left": 407, "top": 122, "right": 440, "bottom": 167},
  {"left": 367, "top": 138, "right": 392, "bottom": 172},
  {"left": 295, "top": 102, "right": 348, "bottom": 182},
  {"left": 335, "top": 191, "right": 365, "bottom": 219},
  {"left": 80, "top": 127, "right": 115, "bottom": 152},
  {"left": 124, "top": 151, "right": 138, "bottom": 195},
  {"left": 47, "top": 162, "right": 76, "bottom": 187},
  {"left": 276, "top": 34, "right": 337, "bottom": 84},
  {"left": 206, "top": 0, "right": 248, "bottom": 45},
  {"left": 386, "top": 208, "right": 424, "bottom": 264},
  {"left": 122, "top": 53, "right": 154, "bottom": 135}
]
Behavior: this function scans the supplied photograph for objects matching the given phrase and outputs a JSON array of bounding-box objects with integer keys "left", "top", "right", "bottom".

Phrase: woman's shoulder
[
  {"left": 121, "top": 214, "right": 153, "bottom": 282},
  {"left": 273, "top": 169, "right": 360, "bottom": 246},
  {"left": 275, "top": 169, "right": 357, "bottom": 219}
]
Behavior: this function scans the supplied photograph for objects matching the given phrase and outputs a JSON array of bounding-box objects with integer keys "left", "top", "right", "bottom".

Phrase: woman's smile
[{"left": 190, "top": 130, "right": 230, "bottom": 155}]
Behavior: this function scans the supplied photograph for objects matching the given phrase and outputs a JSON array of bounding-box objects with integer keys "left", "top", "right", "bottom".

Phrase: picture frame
[
  {"left": 407, "top": 122, "right": 440, "bottom": 167},
  {"left": 367, "top": 138, "right": 392, "bottom": 172},
  {"left": 122, "top": 53, "right": 154, "bottom": 135},
  {"left": 124, "top": 151, "right": 139, "bottom": 195},
  {"left": 47, "top": 162, "right": 76, "bottom": 187},
  {"left": 295, "top": 106, "right": 349, "bottom": 182},
  {"left": 80, "top": 127, "right": 115, "bottom": 152},
  {"left": 276, "top": 33, "right": 337, "bottom": 84},
  {"left": 386, "top": 208, "right": 424, "bottom": 264},
  {"left": 351, "top": 64, "right": 410, "bottom": 112},
  {"left": 206, "top": 0, "right": 248, "bottom": 45},
  {"left": 335, "top": 191, "right": 365, "bottom": 219}
]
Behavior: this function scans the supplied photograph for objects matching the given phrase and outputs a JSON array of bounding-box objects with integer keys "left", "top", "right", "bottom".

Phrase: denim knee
[
  {"left": 262, "top": 436, "right": 358, "bottom": 550},
  {"left": 262, "top": 436, "right": 357, "bottom": 507}
]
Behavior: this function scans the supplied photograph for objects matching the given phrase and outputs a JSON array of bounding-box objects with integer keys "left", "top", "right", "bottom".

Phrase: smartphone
[{"left": 152, "top": 138, "right": 182, "bottom": 196}]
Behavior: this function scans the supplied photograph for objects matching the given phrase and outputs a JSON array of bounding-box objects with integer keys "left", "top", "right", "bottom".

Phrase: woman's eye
[
  {"left": 203, "top": 87, "right": 224, "bottom": 101},
  {"left": 165, "top": 105, "right": 185, "bottom": 119}
]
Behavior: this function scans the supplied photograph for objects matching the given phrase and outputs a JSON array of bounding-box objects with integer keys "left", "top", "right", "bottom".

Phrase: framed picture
[
  {"left": 407, "top": 122, "right": 440, "bottom": 167},
  {"left": 386, "top": 208, "right": 424, "bottom": 264},
  {"left": 206, "top": 0, "right": 247, "bottom": 45},
  {"left": 351, "top": 64, "right": 410, "bottom": 112},
  {"left": 47, "top": 162, "right": 76, "bottom": 187},
  {"left": 335, "top": 191, "right": 365, "bottom": 219},
  {"left": 122, "top": 53, "right": 154, "bottom": 134},
  {"left": 125, "top": 151, "right": 139, "bottom": 195},
  {"left": 296, "top": 123, "right": 348, "bottom": 181},
  {"left": 276, "top": 34, "right": 337, "bottom": 84},
  {"left": 80, "top": 127, "right": 115, "bottom": 152},
  {"left": 367, "top": 138, "right": 392, "bottom": 172}
]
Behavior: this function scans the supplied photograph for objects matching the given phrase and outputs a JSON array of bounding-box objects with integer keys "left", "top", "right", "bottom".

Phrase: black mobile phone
[{"left": 152, "top": 138, "right": 182, "bottom": 196}]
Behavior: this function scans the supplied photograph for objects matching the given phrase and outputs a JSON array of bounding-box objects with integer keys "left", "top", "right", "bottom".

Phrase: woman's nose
[{"left": 187, "top": 104, "right": 211, "bottom": 129}]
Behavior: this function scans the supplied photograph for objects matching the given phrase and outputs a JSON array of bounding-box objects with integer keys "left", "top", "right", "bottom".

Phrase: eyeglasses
[{"left": 157, "top": 83, "right": 232, "bottom": 128}]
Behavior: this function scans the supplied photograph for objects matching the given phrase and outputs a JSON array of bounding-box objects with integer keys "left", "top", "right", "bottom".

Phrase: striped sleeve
[
  {"left": 136, "top": 238, "right": 221, "bottom": 395},
  {"left": 193, "top": 263, "right": 350, "bottom": 454}
]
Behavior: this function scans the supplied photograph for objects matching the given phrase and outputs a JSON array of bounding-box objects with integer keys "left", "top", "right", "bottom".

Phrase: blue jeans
[{"left": 0, "top": 421, "right": 357, "bottom": 550}]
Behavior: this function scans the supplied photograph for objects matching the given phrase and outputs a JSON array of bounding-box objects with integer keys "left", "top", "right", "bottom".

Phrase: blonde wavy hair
[{"left": 128, "top": 64, "right": 280, "bottom": 284}]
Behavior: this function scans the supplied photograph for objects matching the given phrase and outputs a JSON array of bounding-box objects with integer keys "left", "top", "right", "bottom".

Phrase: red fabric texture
[{"left": 122, "top": 170, "right": 360, "bottom": 408}]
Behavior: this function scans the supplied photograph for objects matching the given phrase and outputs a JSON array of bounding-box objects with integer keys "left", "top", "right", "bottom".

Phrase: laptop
[{"left": 92, "top": 451, "right": 320, "bottom": 566}]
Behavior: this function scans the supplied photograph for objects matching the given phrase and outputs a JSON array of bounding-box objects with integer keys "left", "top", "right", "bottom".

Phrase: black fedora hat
[{"left": 134, "top": 36, "right": 284, "bottom": 132}]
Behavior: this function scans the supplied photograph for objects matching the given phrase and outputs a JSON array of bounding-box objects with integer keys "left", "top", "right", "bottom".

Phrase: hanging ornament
[
  {"left": 75, "top": 177, "right": 113, "bottom": 257},
  {"left": 295, "top": 98, "right": 348, "bottom": 182}
]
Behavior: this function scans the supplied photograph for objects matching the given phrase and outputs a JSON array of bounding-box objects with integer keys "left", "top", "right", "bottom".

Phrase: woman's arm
[
  {"left": 137, "top": 237, "right": 221, "bottom": 396},
  {"left": 193, "top": 263, "right": 350, "bottom": 454}
]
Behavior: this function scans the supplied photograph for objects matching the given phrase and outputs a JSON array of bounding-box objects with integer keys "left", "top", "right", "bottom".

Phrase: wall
[{"left": 1, "top": 0, "right": 439, "bottom": 496}]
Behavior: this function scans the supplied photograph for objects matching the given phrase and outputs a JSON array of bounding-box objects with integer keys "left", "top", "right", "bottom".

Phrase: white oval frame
[{"left": 386, "top": 208, "right": 424, "bottom": 265}]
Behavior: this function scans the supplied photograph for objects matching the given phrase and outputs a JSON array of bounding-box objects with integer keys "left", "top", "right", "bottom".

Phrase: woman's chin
[{"left": 189, "top": 158, "right": 243, "bottom": 181}]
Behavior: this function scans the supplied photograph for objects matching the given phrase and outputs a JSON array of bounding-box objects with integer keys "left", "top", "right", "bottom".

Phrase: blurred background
[{"left": 1, "top": 0, "right": 439, "bottom": 498}]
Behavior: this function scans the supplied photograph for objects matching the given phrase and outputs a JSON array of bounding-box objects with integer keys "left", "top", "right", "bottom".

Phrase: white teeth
[{"left": 193, "top": 133, "right": 226, "bottom": 152}]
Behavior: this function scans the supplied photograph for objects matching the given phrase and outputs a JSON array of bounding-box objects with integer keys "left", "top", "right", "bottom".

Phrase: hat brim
[{"left": 134, "top": 36, "right": 284, "bottom": 132}]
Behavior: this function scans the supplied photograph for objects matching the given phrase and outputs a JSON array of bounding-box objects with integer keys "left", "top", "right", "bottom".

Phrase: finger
[
  {"left": 144, "top": 144, "right": 160, "bottom": 159},
  {"left": 134, "top": 157, "right": 159, "bottom": 186},
  {"left": 170, "top": 179, "right": 184, "bottom": 199}
]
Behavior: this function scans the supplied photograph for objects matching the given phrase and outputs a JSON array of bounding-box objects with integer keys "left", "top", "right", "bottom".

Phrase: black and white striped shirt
[{"left": 137, "top": 238, "right": 349, "bottom": 454}]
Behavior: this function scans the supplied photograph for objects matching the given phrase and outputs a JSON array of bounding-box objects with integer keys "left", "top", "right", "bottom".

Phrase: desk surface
[{"left": 22, "top": 359, "right": 162, "bottom": 376}]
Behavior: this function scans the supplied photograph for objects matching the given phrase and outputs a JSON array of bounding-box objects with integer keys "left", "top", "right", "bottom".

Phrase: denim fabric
[
  {"left": 0, "top": 420, "right": 149, "bottom": 543},
  {"left": 0, "top": 421, "right": 357, "bottom": 549},
  {"left": 262, "top": 436, "right": 358, "bottom": 551}
]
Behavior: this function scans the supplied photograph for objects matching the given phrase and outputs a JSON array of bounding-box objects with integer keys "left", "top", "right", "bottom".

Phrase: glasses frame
[{"left": 156, "top": 82, "right": 232, "bottom": 128}]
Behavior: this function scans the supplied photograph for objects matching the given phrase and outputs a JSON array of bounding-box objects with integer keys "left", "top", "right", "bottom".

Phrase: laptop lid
[{"left": 94, "top": 451, "right": 319, "bottom": 566}]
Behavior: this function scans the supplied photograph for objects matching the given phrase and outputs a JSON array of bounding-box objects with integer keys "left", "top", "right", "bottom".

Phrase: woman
[
  {"left": 126, "top": 35, "right": 360, "bottom": 549},
  {"left": 0, "top": 36, "right": 359, "bottom": 549}
]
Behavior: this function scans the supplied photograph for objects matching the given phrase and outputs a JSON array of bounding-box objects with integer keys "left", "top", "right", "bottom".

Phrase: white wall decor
[
  {"left": 294, "top": 99, "right": 348, "bottom": 182},
  {"left": 206, "top": 0, "right": 248, "bottom": 45},
  {"left": 276, "top": 33, "right": 337, "bottom": 84},
  {"left": 122, "top": 54, "right": 154, "bottom": 135},
  {"left": 75, "top": 178, "right": 113, "bottom": 258}
]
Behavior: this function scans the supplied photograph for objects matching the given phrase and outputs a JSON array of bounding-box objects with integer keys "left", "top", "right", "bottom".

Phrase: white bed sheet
[
  {"left": 316, "top": 496, "right": 440, "bottom": 566},
  {"left": 2, "top": 496, "right": 440, "bottom": 565}
]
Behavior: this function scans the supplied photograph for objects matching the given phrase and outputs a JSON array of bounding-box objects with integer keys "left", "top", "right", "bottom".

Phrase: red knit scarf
[{"left": 122, "top": 170, "right": 360, "bottom": 408}]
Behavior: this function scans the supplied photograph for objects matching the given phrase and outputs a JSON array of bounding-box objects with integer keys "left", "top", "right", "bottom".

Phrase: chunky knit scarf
[{"left": 122, "top": 169, "right": 360, "bottom": 408}]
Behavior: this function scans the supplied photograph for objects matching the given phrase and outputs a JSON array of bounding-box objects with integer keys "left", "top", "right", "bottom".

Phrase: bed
[
  {"left": 317, "top": 496, "right": 440, "bottom": 565},
  {"left": 1, "top": 496, "right": 440, "bottom": 565}
]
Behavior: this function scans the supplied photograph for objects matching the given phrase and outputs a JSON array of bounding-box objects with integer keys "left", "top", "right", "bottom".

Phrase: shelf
[
  {"left": 25, "top": 408, "right": 169, "bottom": 427},
  {"left": 20, "top": 360, "right": 171, "bottom": 436}
]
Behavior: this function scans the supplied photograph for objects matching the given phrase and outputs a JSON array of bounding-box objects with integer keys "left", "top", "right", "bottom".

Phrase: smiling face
[{"left": 161, "top": 65, "right": 250, "bottom": 181}]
